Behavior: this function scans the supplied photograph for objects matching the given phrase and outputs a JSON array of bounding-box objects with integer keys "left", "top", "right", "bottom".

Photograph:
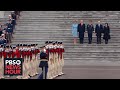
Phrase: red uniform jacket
[
  {"left": 12, "top": 50, "right": 16, "bottom": 58},
  {"left": 29, "top": 50, "right": 32, "bottom": 60},
  {"left": 16, "top": 49, "right": 21, "bottom": 58},
  {"left": 3, "top": 51, "right": 7, "bottom": 58}
]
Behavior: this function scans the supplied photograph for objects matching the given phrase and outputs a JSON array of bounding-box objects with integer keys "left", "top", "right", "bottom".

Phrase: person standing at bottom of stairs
[{"left": 38, "top": 46, "right": 48, "bottom": 79}]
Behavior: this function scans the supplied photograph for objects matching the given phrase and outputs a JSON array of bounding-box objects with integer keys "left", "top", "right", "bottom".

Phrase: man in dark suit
[
  {"left": 87, "top": 20, "right": 94, "bottom": 44},
  {"left": 95, "top": 21, "right": 103, "bottom": 44},
  {"left": 77, "top": 20, "right": 85, "bottom": 44}
]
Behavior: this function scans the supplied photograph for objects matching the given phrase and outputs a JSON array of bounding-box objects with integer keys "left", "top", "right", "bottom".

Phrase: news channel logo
[{"left": 4, "top": 58, "right": 23, "bottom": 76}]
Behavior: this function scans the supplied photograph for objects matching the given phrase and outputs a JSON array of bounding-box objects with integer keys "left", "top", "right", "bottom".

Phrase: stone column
[{"left": 0, "top": 11, "right": 5, "bottom": 18}]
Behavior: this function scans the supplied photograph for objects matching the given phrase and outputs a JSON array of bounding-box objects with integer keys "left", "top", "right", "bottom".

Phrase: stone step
[
  {"left": 17, "top": 20, "right": 120, "bottom": 22},
  {"left": 14, "top": 30, "right": 120, "bottom": 33},
  {"left": 13, "top": 33, "right": 118, "bottom": 36},
  {"left": 64, "top": 59, "right": 120, "bottom": 63},
  {"left": 17, "top": 25, "right": 120, "bottom": 27},
  {"left": 14, "top": 31, "right": 120, "bottom": 35},
  {"left": 11, "top": 36, "right": 116, "bottom": 39},
  {"left": 21, "top": 11, "right": 120, "bottom": 14},
  {"left": 11, "top": 41, "right": 120, "bottom": 44},
  {"left": 64, "top": 60, "right": 120, "bottom": 66},
  {"left": 11, "top": 41, "right": 120, "bottom": 46},
  {"left": 21, "top": 14, "right": 120, "bottom": 17},
  {"left": 64, "top": 43, "right": 120, "bottom": 46},
  {"left": 48, "top": 46, "right": 120, "bottom": 49},
  {"left": 64, "top": 46, "right": 120, "bottom": 48},
  {"left": 65, "top": 50, "right": 120, "bottom": 52},
  {"left": 13, "top": 31, "right": 118, "bottom": 34},
  {"left": 64, "top": 55, "right": 120, "bottom": 57},
  {"left": 15, "top": 27, "right": 120, "bottom": 30},
  {"left": 20, "top": 13, "right": 120, "bottom": 16},
  {"left": 17, "top": 23, "right": 120, "bottom": 25},
  {"left": 64, "top": 52, "right": 120, "bottom": 55},
  {"left": 12, "top": 37, "right": 120, "bottom": 41},
  {"left": 64, "top": 57, "right": 120, "bottom": 59}
]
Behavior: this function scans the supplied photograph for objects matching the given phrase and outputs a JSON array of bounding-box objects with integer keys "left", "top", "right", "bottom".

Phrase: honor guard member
[
  {"left": 25, "top": 44, "right": 30, "bottom": 79},
  {"left": 16, "top": 44, "right": 23, "bottom": 79},
  {"left": 33, "top": 44, "right": 38, "bottom": 75},
  {"left": 53, "top": 41, "right": 59, "bottom": 78},
  {"left": 26, "top": 44, "right": 31, "bottom": 78},
  {"left": 45, "top": 41, "right": 51, "bottom": 79},
  {"left": 0, "top": 44, "right": 4, "bottom": 79},
  {"left": 9, "top": 45, "right": 12, "bottom": 58},
  {"left": 45, "top": 41, "right": 49, "bottom": 58},
  {"left": 35, "top": 44, "right": 40, "bottom": 67},
  {"left": 57, "top": 42, "right": 61, "bottom": 76},
  {"left": 31, "top": 44, "right": 36, "bottom": 76},
  {"left": 47, "top": 41, "right": 54, "bottom": 79},
  {"left": 55, "top": 41, "right": 60, "bottom": 77},
  {"left": 3, "top": 45, "right": 9, "bottom": 59},
  {"left": 55, "top": 41, "right": 60, "bottom": 76},
  {"left": 19, "top": 44, "right": 23, "bottom": 58},
  {"left": 3, "top": 45, "right": 10, "bottom": 78},
  {"left": 49, "top": 41, "right": 55, "bottom": 79},
  {"left": 52, "top": 42, "right": 57, "bottom": 78},
  {"left": 30, "top": 44, "right": 35, "bottom": 76},
  {"left": 21, "top": 44, "right": 29, "bottom": 79},
  {"left": 21, "top": 44, "right": 26, "bottom": 79},
  {"left": 11, "top": 45, "right": 16, "bottom": 58},
  {"left": 59, "top": 42, "right": 65, "bottom": 75},
  {"left": 16, "top": 44, "right": 21, "bottom": 58},
  {"left": 28, "top": 44, "right": 34, "bottom": 77},
  {"left": 33, "top": 44, "right": 38, "bottom": 76},
  {"left": 50, "top": 41, "right": 56, "bottom": 79},
  {"left": 53, "top": 41, "right": 58, "bottom": 78},
  {"left": 34, "top": 44, "right": 39, "bottom": 75}
]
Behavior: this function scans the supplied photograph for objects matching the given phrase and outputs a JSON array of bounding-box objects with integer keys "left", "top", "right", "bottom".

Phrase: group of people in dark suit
[{"left": 72, "top": 20, "right": 111, "bottom": 44}]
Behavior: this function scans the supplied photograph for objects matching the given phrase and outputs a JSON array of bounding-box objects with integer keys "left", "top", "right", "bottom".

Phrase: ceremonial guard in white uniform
[
  {"left": 59, "top": 42, "right": 65, "bottom": 75},
  {"left": 0, "top": 45, "right": 4, "bottom": 79}
]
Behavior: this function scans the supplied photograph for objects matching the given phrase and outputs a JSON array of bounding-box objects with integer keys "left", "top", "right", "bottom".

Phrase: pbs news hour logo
[{"left": 4, "top": 58, "right": 23, "bottom": 76}]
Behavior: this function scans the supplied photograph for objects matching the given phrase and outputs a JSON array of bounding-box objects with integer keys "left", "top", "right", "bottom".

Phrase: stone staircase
[{"left": 5, "top": 11, "right": 120, "bottom": 66}]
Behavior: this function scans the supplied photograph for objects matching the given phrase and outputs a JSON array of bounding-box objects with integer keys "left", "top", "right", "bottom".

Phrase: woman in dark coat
[{"left": 103, "top": 23, "right": 110, "bottom": 44}]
